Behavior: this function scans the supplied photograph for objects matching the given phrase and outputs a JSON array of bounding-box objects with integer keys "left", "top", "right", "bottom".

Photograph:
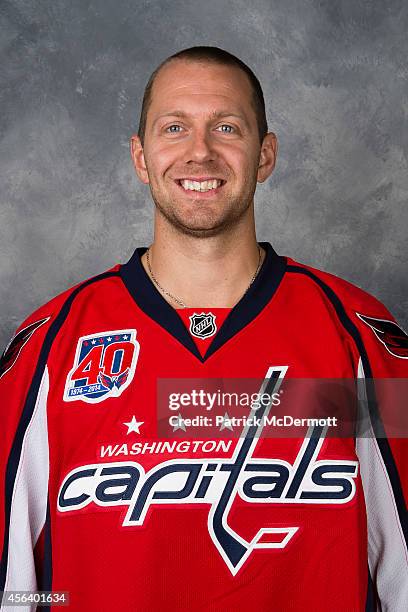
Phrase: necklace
[{"left": 145, "top": 244, "right": 263, "bottom": 309}]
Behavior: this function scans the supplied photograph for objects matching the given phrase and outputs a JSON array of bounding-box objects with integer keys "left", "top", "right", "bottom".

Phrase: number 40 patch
[{"left": 63, "top": 329, "right": 140, "bottom": 403}]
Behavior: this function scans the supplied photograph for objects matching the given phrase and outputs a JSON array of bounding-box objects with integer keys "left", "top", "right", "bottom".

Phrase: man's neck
[{"left": 141, "top": 230, "right": 265, "bottom": 309}]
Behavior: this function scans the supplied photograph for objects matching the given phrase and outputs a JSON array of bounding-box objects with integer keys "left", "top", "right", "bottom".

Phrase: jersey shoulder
[
  {"left": 15, "top": 263, "right": 122, "bottom": 335},
  {"left": 285, "top": 255, "right": 395, "bottom": 320},
  {"left": 285, "top": 256, "right": 408, "bottom": 364},
  {"left": 0, "top": 263, "right": 122, "bottom": 380}
]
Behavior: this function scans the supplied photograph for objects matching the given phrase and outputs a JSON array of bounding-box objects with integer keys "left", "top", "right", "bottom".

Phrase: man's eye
[
  {"left": 217, "top": 124, "right": 234, "bottom": 133},
  {"left": 165, "top": 125, "right": 183, "bottom": 133}
]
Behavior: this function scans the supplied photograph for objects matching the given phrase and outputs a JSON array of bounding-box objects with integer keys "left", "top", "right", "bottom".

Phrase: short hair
[{"left": 137, "top": 46, "right": 268, "bottom": 147}]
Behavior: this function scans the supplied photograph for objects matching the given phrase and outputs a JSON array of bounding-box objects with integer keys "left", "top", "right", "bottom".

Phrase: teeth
[{"left": 180, "top": 179, "right": 222, "bottom": 192}]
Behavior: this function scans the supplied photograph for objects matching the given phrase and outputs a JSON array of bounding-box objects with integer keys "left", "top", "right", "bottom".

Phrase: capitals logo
[
  {"left": 356, "top": 312, "right": 408, "bottom": 359},
  {"left": 58, "top": 367, "right": 359, "bottom": 574},
  {"left": 0, "top": 317, "right": 50, "bottom": 379},
  {"left": 64, "top": 329, "right": 140, "bottom": 403}
]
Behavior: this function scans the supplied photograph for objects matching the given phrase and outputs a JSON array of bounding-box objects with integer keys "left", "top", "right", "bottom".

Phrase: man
[{"left": 0, "top": 46, "right": 407, "bottom": 611}]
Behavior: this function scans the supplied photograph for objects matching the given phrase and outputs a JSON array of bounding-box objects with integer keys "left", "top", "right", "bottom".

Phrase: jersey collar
[{"left": 119, "top": 241, "right": 287, "bottom": 362}]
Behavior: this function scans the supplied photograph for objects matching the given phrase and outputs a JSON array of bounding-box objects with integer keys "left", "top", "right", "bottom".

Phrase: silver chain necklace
[{"left": 145, "top": 244, "right": 263, "bottom": 309}]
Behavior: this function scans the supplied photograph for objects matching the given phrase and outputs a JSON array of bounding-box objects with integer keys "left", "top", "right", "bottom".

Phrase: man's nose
[{"left": 185, "top": 128, "right": 217, "bottom": 163}]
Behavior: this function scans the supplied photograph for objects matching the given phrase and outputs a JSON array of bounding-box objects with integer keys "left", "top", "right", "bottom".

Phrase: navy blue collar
[{"left": 120, "top": 241, "right": 287, "bottom": 362}]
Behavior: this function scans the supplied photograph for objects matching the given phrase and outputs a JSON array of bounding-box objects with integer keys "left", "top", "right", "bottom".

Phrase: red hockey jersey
[{"left": 1, "top": 242, "right": 407, "bottom": 611}]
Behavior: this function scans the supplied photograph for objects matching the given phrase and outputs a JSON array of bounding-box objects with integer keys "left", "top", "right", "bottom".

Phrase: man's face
[{"left": 132, "top": 60, "right": 276, "bottom": 237}]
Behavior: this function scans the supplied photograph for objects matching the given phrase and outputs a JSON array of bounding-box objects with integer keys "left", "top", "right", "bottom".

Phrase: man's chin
[
  {"left": 154, "top": 205, "right": 225, "bottom": 236},
  {"left": 152, "top": 195, "right": 253, "bottom": 238},
  {"left": 165, "top": 215, "right": 233, "bottom": 238}
]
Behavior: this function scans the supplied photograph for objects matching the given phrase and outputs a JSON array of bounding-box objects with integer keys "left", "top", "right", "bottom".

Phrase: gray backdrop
[{"left": 1, "top": 0, "right": 407, "bottom": 349}]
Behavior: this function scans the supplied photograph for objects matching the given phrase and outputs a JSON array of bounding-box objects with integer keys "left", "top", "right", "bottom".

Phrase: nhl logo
[{"left": 189, "top": 312, "right": 217, "bottom": 339}]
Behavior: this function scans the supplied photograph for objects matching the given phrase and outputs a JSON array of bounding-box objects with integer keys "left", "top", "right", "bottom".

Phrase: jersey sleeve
[
  {"left": 0, "top": 307, "right": 55, "bottom": 609},
  {"left": 350, "top": 298, "right": 408, "bottom": 609}
]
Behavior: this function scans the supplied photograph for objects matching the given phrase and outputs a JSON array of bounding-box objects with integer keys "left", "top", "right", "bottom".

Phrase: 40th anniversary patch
[{"left": 63, "top": 329, "right": 140, "bottom": 403}]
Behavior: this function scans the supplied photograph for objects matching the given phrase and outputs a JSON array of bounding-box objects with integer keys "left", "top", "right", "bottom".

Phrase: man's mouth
[{"left": 175, "top": 178, "right": 226, "bottom": 194}]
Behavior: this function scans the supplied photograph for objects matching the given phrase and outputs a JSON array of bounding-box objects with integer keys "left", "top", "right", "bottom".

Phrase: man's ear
[
  {"left": 130, "top": 134, "right": 149, "bottom": 184},
  {"left": 257, "top": 132, "right": 278, "bottom": 183}
]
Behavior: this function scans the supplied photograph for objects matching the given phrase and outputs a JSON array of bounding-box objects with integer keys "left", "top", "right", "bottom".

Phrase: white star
[
  {"left": 91, "top": 339, "right": 96, "bottom": 344},
  {"left": 107, "top": 336, "right": 112, "bottom": 342},
  {"left": 219, "top": 412, "right": 234, "bottom": 432},
  {"left": 172, "top": 413, "right": 187, "bottom": 432},
  {"left": 123, "top": 335, "right": 128, "bottom": 340},
  {"left": 123, "top": 415, "right": 144, "bottom": 435}
]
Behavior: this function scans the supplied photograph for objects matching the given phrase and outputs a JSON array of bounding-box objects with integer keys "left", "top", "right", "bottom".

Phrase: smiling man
[
  {"left": 131, "top": 51, "right": 277, "bottom": 308},
  {"left": 1, "top": 46, "right": 407, "bottom": 611}
]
